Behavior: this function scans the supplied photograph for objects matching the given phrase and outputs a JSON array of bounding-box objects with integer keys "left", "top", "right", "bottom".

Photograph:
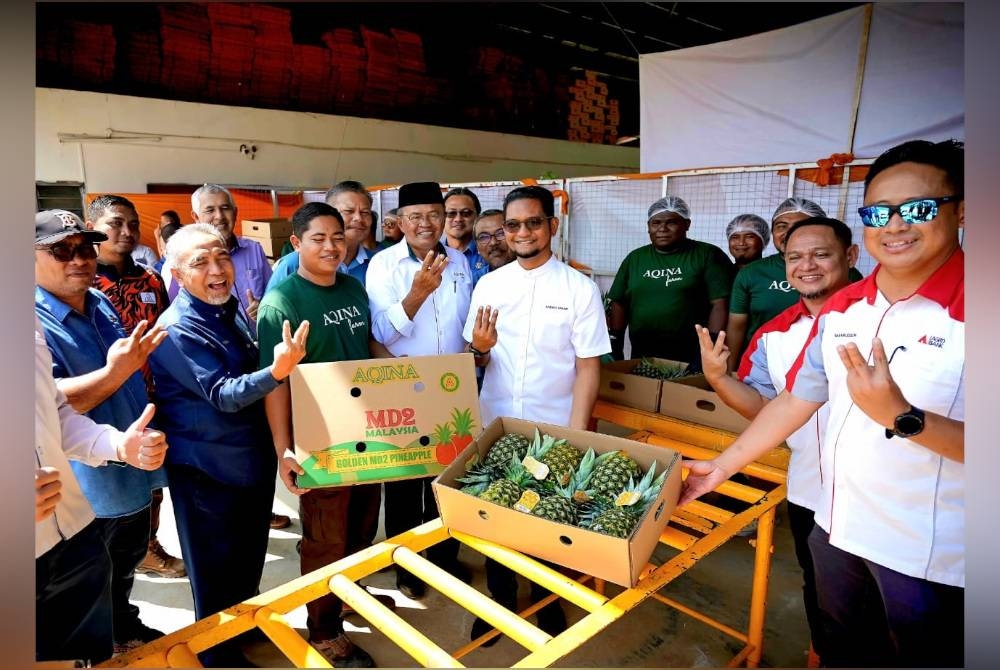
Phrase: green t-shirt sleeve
[
  {"left": 606, "top": 250, "right": 634, "bottom": 304},
  {"left": 848, "top": 266, "right": 864, "bottom": 281},
  {"left": 729, "top": 266, "right": 752, "bottom": 314},
  {"left": 704, "top": 245, "right": 735, "bottom": 302},
  {"left": 257, "top": 297, "right": 292, "bottom": 370}
]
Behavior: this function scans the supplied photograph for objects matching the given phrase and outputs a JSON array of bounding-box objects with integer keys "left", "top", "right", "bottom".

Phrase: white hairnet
[
  {"left": 725, "top": 213, "right": 770, "bottom": 247},
  {"left": 771, "top": 197, "right": 826, "bottom": 223},
  {"left": 647, "top": 195, "right": 690, "bottom": 221}
]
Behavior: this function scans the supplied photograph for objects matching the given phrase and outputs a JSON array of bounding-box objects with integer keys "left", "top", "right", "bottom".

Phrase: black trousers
[
  {"left": 786, "top": 502, "right": 828, "bottom": 662},
  {"left": 384, "top": 476, "right": 459, "bottom": 569},
  {"left": 167, "top": 464, "right": 273, "bottom": 667},
  {"left": 93, "top": 505, "right": 151, "bottom": 643},
  {"left": 36, "top": 520, "right": 114, "bottom": 664}
]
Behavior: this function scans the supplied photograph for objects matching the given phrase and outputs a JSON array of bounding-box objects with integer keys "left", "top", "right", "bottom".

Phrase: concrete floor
[{"left": 133, "top": 453, "right": 811, "bottom": 668}]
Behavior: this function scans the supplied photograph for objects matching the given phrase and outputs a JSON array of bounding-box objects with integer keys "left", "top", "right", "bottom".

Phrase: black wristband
[{"left": 469, "top": 346, "right": 490, "bottom": 357}]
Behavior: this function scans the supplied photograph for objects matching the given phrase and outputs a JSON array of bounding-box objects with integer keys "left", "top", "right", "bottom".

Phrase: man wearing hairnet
[
  {"left": 607, "top": 196, "right": 735, "bottom": 368},
  {"left": 726, "top": 213, "right": 770, "bottom": 269}
]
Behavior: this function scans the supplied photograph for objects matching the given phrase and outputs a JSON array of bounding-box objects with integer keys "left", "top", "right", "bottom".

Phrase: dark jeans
[
  {"left": 36, "top": 521, "right": 114, "bottom": 664},
  {"left": 93, "top": 505, "right": 151, "bottom": 643},
  {"left": 786, "top": 503, "right": 827, "bottom": 662},
  {"left": 384, "top": 476, "right": 460, "bottom": 572},
  {"left": 166, "top": 464, "right": 273, "bottom": 667},
  {"left": 808, "top": 525, "right": 964, "bottom": 667},
  {"left": 484, "top": 557, "right": 558, "bottom": 608},
  {"left": 299, "top": 484, "right": 382, "bottom": 640},
  {"left": 150, "top": 487, "right": 163, "bottom": 540}
]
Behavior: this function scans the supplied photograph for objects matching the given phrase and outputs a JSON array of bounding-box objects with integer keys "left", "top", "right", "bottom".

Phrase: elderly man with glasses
[
  {"left": 366, "top": 181, "right": 474, "bottom": 599},
  {"left": 606, "top": 196, "right": 735, "bottom": 368}
]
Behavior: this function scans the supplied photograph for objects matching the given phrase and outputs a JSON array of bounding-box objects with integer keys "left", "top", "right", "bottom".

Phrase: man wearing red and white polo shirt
[
  {"left": 680, "top": 139, "right": 965, "bottom": 667},
  {"left": 696, "top": 215, "right": 859, "bottom": 665}
]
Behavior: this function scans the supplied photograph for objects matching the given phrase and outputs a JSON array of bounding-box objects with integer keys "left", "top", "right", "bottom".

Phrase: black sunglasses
[
  {"left": 858, "top": 195, "right": 962, "bottom": 228},
  {"left": 37, "top": 241, "right": 99, "bottom": 262}
]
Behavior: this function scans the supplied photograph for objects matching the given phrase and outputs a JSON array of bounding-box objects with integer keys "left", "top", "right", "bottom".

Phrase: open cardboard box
[
  {"left": 657, "top": 374, "right": 751, "bottom": 433},
  {"left": 290, "top": 353, "right": 481, "bottom": 488},
  {"left": 241, "top": 217, "right": 293, "bottom": 238},
  {"left": 432, "top": 416, "right": 683, "bottom": 588},
  {"left": 598, "top": 357, "right": 689, "bottom": 412}
]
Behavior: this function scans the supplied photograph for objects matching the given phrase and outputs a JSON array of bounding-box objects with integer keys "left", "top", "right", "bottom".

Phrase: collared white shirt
[
  {"left": 787, "top": 250, "right": 965, "bottom": 587},
  {"left": 738, "top": 301, "right": 825, "bottom": 512},
  {"left": 35, "top": 318, "right": 120, "bottom": 558},
  {"left": 464, "top": 255, "right": 611, "bottom": 427},
  {"left": 367, "top": 241, "right": 472, "bottom": 356}
]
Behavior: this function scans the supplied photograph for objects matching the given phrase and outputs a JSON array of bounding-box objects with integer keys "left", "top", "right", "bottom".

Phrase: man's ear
[
  {"left": 549, "top": 216, "right": 560, "bottom": 237},
  {"left": 957, "top": 200, "right": 964, "bottom": 230},
  {"left": 290, "top": 234, "right": 301, "bottom": 251},
  {"left": 170, "top": 266, "right": 183, "bottom": 284},
  {"left": 190, "top": 210, "right": 199, "bottom": 223},
  {"left": 847, "top": 243, "right": 860, "bottom": 268}
]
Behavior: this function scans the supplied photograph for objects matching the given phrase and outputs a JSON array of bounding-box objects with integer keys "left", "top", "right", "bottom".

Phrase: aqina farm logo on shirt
[{"left": 643, "top": 267, "right": 683, "bottom": 286}]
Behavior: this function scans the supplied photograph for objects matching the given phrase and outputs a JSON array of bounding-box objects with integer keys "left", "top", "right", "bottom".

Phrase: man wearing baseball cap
[
  {"left": 606, "top": 196, "right": 735, "bottom": 368},
  {"left": 35, "top": 210, "right": 170, "bottom": 655}
]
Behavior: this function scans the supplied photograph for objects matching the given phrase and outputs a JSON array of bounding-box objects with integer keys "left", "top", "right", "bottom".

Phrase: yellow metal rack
[{"left": 101, "top": 401, "right": 788, "bottom": 668}]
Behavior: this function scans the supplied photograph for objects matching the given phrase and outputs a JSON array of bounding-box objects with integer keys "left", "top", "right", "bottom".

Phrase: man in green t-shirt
[
  {"left": 607, "top": 195, "right": 735, "bottom": 369},
  {"left": 726, "top": 197, "right": 863, "bottom": 371},
  {"left": 257, "top": 201, "right": 391, "bottom": 669}
]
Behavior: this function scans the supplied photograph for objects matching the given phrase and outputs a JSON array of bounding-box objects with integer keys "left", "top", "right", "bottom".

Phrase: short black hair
[
  {"left": 443, "top": 187, "right": 482, "bottom": 215},
  {"left": 864, "top": 139, "right": 964, "bottom": 197},
  {"left": 784, "top": 216, "right": 853, "bottom": 251},
  {"left": 291, "top": 202, "right": 344, "bottom": 238},
  {"left": 159, "top": 221, "right": 182, "bottom": 244},
  {"left": 87, "top": 194, "right": 137, "bottom": 222},
  {"left": 160, "top": 209, "right": 181, "bottom": 226},
  {"left": 503, "top": 186, "right": 554, "bottom": 218}
]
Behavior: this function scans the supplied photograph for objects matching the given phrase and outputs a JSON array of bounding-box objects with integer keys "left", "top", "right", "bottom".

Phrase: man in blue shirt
[
  {"left": 265, "top": 181, "right": 380, "bottom": 293},
  {"left": 443, "top": 186, "right": 489, "bottom": 285},
  {"left": 34, "top": 210, "right": 169, "bottom": 655},
  {"left": 149, "top": 223, "right": 308, "bottom": 668}
]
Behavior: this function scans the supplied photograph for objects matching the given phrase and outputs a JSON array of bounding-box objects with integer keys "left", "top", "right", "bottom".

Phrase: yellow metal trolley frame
[{"left": 100, "top": 400, "right": 789, "bottom": 669}]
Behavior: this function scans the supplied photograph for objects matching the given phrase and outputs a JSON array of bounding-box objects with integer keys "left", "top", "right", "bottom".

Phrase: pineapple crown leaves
[
  {"left": 450, "top": 407, "right": 475, "bottom": 436},
  {"left": 432, "top": 421, "right": 454, "bottom": 444}
]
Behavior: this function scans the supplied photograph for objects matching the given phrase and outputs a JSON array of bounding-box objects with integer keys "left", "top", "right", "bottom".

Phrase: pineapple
[
  {"left": 589, "top": 449, "right": 642, "bottom": 499},
  {"left": 538, "top": 439, "right": 583, "bottom": 487},
  {"left": 581, "top": 461, "right": 670, "bottom": 538},
  {"left": 484, "top": 431, "right": 531, "bottom": 468},
  {"left": 464, "top": 454, "right": 538, "bottom": 508},
  {"left": 531, "top": 448, "right": 598, "bottom": 526},
  {"left": 632, "top": 357, "right": 688, "bottom": 380}
]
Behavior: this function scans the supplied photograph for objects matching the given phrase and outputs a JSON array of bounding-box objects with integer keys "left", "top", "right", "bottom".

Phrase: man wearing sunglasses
[
  {"left": 34, "top": 209, "right": 170, "bottom": 655},
  {"left": 679, "top": 139, "right": 965, "bottom": 667},
  {"left": 463, "top": 185, "right": 611, "bottom": 644},
  {"left": 443, "top": 187, "right": 490, "bottom": 286}
]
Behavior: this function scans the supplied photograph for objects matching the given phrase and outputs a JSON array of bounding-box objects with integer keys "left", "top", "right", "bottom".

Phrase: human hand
[
  {"left": 837, "top": 337, "right": 909, "bottom": 428},
  {"left": 35, "top": 466, "right": 62, "bottom": 522},
  {"left": 271, "top": 320, "right": 310, "bottom": 381},
  {"left": 471, "top": 305, "right": 499, "bottom": 353},
  {"left": 677, "top": 458, "right": 732, "bottom": 507},
  {"left": 410, "top": 250, "right": 448, "bottom": 297},
  {"left": 106, "top": 320, "right": 168, "bottom": 378},
  {"left": 246, "top": 289, "right": 260, "bottom": 321},
  {"left": 695, "top": 324, "right": 729, "bottom": 383},
  {"left": 118, "top": 403, "right": 168, "bottom": 470},
  {"left": 278, "top": 448, "right": 308, "bottom": 496}
]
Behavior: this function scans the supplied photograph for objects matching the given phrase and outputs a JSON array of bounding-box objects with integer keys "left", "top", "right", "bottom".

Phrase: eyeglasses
[
  {"left": 404, "top": 212, "right": 444, "bottom": 225},
  {"left": 446, "top": 208, "right": 476, "bottom": 219},
  {"left": 858, "top": 195, "right": 962, "bottom": 228},
  {"left": 36, "top": 241, "right": 98, "bottom": 262},
  {"left": 475, "top": 230, "right": 506, "bottom": 245},
  {"left": 502, "top": 217, "right": 550, "bottom": 234}
]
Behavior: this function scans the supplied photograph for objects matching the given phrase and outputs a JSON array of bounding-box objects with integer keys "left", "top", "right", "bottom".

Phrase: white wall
[{"left": 36, "top": 88, "right": 638, "bottom": 192}]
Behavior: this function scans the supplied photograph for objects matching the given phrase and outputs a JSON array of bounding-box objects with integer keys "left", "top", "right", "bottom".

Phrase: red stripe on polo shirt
[{"left": 737, "top": 299, "right": 810, "bottom": 381}]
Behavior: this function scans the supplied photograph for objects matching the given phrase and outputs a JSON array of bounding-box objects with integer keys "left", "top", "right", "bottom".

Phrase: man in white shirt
[
  {"left": 366, "top": 181, "right": 473, "bottom": 598},
  {"left": 680, "top": 139, "right": 965, "bottom": 667},
  {"left": 463, "top": 185, "right": 610, "bottom": 644},
  {"left": 35, "top": 319, "right": 168, "bottom": 665},
  {"left": 696, "top": 216, "right": 859, "bottom": 665}
]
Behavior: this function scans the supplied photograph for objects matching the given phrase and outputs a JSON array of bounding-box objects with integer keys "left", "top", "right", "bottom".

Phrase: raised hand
[
  {"left": 696, "top": 324, "right": 729, "bottom": 383},
  {"left": 271, "top": 320, "right": 310, "bottom": 381},
  {"left": 106, "top": 319, "right": 168, "bottom": 377},
  {"left": 837, "top": 337, "right": 909, "bottom": 428},
  {"left": 677, "top": 458, "right": 731, "bottom": 507},
  {"left": 118, "top": 403, "right": 168, "bottom": 471},
  {"left": 411, "top": 250, "right": 448, "bottom": 296},
  {"left": 35, "top": 466, "right": 62, "bottom": 522},
  {"left": 471, "top": 305, "right": 499, "bottom": 353},
  {"left": 246, "top": 289, "right": 261, "bottom": 321}
]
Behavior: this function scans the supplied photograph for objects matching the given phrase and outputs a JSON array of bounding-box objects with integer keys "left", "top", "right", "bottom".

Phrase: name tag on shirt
[{"left": 140, "top": 292, "right": 157, "bottom": 304}]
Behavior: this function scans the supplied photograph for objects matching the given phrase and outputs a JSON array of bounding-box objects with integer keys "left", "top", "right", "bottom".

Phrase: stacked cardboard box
[
  {"left": 567, "top": 70, "right": 620, "bottom": 144},
  {"left": 322, "top": 28, "right": 367, "bottom": 114},
  {"left": 159, "top": 5, "right": 211, "bottom": 98},
  {"left": 206, "top": 3, "right": 255, "bottom": 103},
  {"left": 242, "top": 218, "right": 292, "bottom": 259},
  {"left": 360, "top": 27, "right": 398, "bottom": 111},
  {"left": 61, "top": 21, "right": 117, "bottom": 85},
  {"left": 291, "top": 44, "right": 334, "bottom": 111},
  {"left": 123, "top": 29, "right": 162, "bottom": 88},
  {"left": 391, "top": 28, "right": 427, "bottom": 107},
  {"left": 249, "top": 4, "right": 294, "bottom": 107}
]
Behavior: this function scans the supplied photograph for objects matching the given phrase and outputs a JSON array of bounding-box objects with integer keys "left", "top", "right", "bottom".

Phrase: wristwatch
[{"left": 885, "top": 405, "right": 925, "bottom": 439}]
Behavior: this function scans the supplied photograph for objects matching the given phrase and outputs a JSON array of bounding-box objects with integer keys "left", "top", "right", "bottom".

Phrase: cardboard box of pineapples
[{"left": 432, "top": 417, "right": 683, "bottom": 587}]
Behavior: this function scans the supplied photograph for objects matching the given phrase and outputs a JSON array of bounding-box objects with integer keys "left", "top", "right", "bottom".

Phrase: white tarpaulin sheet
[{"left": 640, "top": 4, "right": 964, "bottom": 171}]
